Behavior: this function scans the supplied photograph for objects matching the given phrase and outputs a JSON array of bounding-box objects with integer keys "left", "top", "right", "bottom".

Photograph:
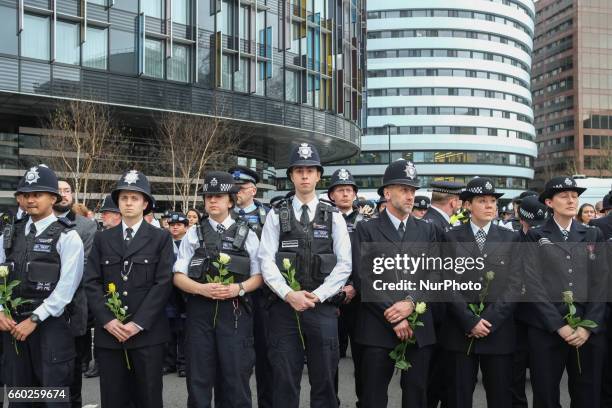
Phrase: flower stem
[
  {"left": 467, "top": 338, "right": 474, "bottom": 356},
  {"left": 13, "top": 338, "right": 18, "bottom": 355},
  {"left": 294, "top": 311, "right": 305, "bottom": 350},
  {"left": 213, "top": 300, "right": 219, "bottom": 328},
  {"left": 576, "top": 347, "right": 581, "bottom": 375},
  {"left": 124, "top": 348, "right": 131, "bottom": 370}
]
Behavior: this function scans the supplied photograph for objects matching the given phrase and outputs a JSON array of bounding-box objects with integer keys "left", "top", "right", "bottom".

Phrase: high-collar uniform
[
  {"left": 353, "top": 210, "right": 439, "bottom": 408},
  {"left": 523, "top": 217, "right": 608, "bottom": 408},
  {"left": 441, "top": 221, "right": 522, "bottom": 408},
  {"left": 84, "top": 220, "right": 174, "bottom": 408}
]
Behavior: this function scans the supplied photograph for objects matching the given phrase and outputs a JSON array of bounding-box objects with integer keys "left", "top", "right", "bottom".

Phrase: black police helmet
[
  {"left": 377, "top": 159, "right": 420, "bottom": 196},
  {"left": 327, "top": 168, "right": 358, "bottom": 198},
  {"left": 99, "top": 194, "right": 120, "bottom": 214},
  {"left": 286, "top": 143, "right": 323, "bottom": 177},
  {"left": 111, "top": 170, "right": 155, "bottom": 215},
  {"left": 16, "top": 165, "right": 62, "bottom": 201}
]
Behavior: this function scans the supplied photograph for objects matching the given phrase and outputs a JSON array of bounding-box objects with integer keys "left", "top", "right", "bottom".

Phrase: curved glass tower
[{"left": 321, "top": 0, "right": 537, "bottom": 196}]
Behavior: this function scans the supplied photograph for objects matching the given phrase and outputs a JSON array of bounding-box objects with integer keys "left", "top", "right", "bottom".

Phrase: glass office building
[
  {"left": 287, "top": 0, "right": 537, "bottom": 197},
  {"left": 0, "top": 0, "right": 365, "bottom": 209}
]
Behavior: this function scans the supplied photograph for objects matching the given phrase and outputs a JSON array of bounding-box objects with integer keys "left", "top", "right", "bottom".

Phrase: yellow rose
[
  {"left": 218, "top": 253, "right": 231, "bottom": 265},
  {"left": 415, "top": 302, "right": 427, "bottom": 315},
  {"left": 562, "top": 290, "right": 574, "bottom": 304},
  {"left": 0, "top": 265, "right": 9, "bottom": 278},
  {"left": 282, "top": 258, "right": 292, "bottom": 270},
  {"left": 108, "top": 283, "right": 116, "bottom": 293}
]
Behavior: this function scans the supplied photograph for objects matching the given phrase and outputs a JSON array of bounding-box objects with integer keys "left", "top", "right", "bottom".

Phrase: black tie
[
  {"left": 398, "top": 221, "right": 405, "bottom": 239},
  {"left": 26, "top": 223, "right": 37, "bottom": 244},
  {"left": 561, "top": 229, "right": 569, "bottom": 241},
  {"left": 300, "top": 204, "right": 310, "bottom": 227},
  {"left": 217, "top": 224, "right": 226, "bottom": 235},
  {"left": 476, "top": 229, "right": 487, "bottom": 252},
  {"left": 125, "top": 227, "right": 133, "bottom": 246}
]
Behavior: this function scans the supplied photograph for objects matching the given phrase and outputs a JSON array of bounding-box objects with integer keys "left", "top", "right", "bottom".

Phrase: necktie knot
[
  {"left": 217, "top": 224, "right": 226, "bottom": 235},
  {"left": 124, "top": 227, "right": 133, "bottom": 247},
  {"left": 398, "top": 221, "right": 405, "bottom": 238},
  {"left": 239, "top": 209, "right": 246, "bottom": 216},
  {"left": 561, "top": 229, "right": 569, "bottom": 241},
  {"left": 300, "top": 204, "right": 310, "bottom": 227},
  {"left": 29, "top": 224, "right": 37, "bottom": 236}
]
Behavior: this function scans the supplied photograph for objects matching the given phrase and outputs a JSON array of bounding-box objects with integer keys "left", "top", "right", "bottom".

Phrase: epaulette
[
  {"left": 317, "top": 199, "right": 339, "bottom": 212},
  {"left": 57, "top": 217, "right": 76, "bottom": 229}
]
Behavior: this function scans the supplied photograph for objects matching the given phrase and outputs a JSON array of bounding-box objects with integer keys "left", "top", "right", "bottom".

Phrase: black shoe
[
  {"left": 162, "top": 366, "right": 177, "bottom": 375},
  {"left": 84, "top": 363, "right": 99, "bottom": 378},
  {"left": 178, "top": 369, "right": 186, "bottom": 378}
]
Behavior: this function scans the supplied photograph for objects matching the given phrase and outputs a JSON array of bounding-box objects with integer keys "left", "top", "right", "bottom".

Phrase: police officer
[
  {"left": 164, "top": 212, "right": 189, "bottom": 377},
  {"left": 173, "top": 171, "right": 262, "bottom": 408},
  {"left": 412, "top": 196, "right": 430, "bottom": 219},
  {"left": 98, "top": 194, "right": 122, "bottom": 231},
  {"left": 424, "top": 181, "right": 465, "bottom": 232},
  {"left": 441, "top": 177, "right": 522, "bottom": 408},
  {"left": 0, "top": 165, "right": 85, "bottom": 404},
  {"left": 523, "top": 176, "right": 608, "bottom": 408},
  {"left": 54, "top": 179, "right": 98, "bottom": 407},
  {"left": 353, "top": 159, "right": 439, "bottom": 408},
  {"left": 511, "top": 195, "right": 549, "bottom": 408},
  {"left": 228, "top": 165, "right": 273, "bottom": 408},
  {"left": 84, "top": 170, "right": 174, "bottom": 408},
  {"left": 258, "top": 143, "right": 352, "bottom": 408},
  {"left": 327, "top": 167, "right": 363, "bottom": 406},
  {"left": 508, "top": 191, "right": 539, "bottom": 232}
]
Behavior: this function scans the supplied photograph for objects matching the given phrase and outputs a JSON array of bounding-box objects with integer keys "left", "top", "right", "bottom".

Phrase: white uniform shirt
[
  {"left": 174, "top": 215, "right": 261, "bottom": 276},
  {"left": 257, "top": 196, "right": 352, "bottom": 302},
  {"left": 0, "top": 213, "right": 84, "bottom": 322}
]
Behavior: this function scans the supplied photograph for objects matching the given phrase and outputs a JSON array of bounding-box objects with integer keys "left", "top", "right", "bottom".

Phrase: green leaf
[
  {"left": 206, "top": 275, "right": 213, "bottom": 283},
  {"left": 569, "top": 304, "right": 576, "bottom": 316},
  {"left": 468, "top": 304, "right": 478, "bottom": 314},
  {"left": 578, "top": 320, "right": 598, "bottom": 329},
  {"left": 395, "top": 360, "right": 410, "bottom": 371},
  {"left": 415, "top": 321, "right": 424, "bottom": 327},
  {"left": 389, "top": 350, "right": 399, "bottom": 360},
  {"left": 212, "top": 262, "right": 220, "bottom": 269}
]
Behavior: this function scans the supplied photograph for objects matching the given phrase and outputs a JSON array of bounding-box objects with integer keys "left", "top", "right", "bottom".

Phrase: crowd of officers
[{"left": 0, "top": 141, "right": 610, "bottom": 408}]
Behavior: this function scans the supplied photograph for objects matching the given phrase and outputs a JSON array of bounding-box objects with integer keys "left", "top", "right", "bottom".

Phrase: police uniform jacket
[
  {"left": 423, "top": 206, "right": 450, "bottom": 232},
  {"left": 523, "top": 217, "right": 608, "bottom": 334},
  {"left": 590, "top": 214, "right": 612, "bottom": 240},
  {"left": 353, "top": 210, "right": 438, "bottom": 349},
  {"left": 441, "top": 222, "right": 522, "bottom": 354},
  {"left": 84, "top": 220, "right": 175, "bottom": 349}
]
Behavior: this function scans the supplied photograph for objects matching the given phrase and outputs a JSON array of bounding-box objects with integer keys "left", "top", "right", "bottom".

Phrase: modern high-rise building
[
  {"left": 293, "top": 0, "right": 537, "bottom": 198},
  {"left": 532, "top": 0, "right": 612, "bottom": 187},
  {"left": 0, "top": 0, "right": 365, "bottom": 210}
]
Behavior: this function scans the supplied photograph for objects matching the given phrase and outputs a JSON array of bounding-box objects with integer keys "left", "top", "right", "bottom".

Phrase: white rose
[
  {"left": 415, "top": 302, "right": 427, "bottom": 315},
  {"left": 0, "top": 265, "right": 8, "bottom": 278},
  {"left": 218, "top": 253, "right": 231, "bottom": 265},
  {"left": 282, "top": 258, "right": 292, "bottom": 270}
]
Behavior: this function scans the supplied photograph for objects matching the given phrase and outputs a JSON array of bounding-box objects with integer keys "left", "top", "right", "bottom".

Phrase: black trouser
[
  {"left": 445, "top": 350, "right": 513, "bottom": 408},
  {"left": 512, "top": 320, "right": 529, "bottom": 408},
  {"left": 528, "top": 325, "right": 605, "bottom": 408},
  {"left": 69, "top": 328, "right": 93, "bottom": 407},
  {"left": 185, "top": 295, "right": 255, "bottom": 408},
  {"left": 267, "top": 301, "right": 339, "bottom": 408},
  {"left": 3, "top": 315, "right": 75, "bottom": 408},
  {"left": 360, "top": 344, "right": 432, "bottom": 408},
  {"left": 252, "top": 289, "right": 273, "bottom": 408},
  {"left": 164, "top": 316, "right": 186, "bottom": 371},
  {"left": 601, "top": 309, "right": 612, "bottom": 408},
  {"left": 335, "top": 300, "right": 362, "bottom": 407},
  {"left": 97, "top": 344, "right": 165, "bottom": 408}
]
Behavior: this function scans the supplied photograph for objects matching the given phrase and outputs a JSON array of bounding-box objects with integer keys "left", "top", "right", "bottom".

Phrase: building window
[
  {"left": 0, "top": 6, "right": 18, "bottom": 55},
  {"left": 56, "top": 21, "right": 80, "bottom": 65},
  {"left": 83, "top": 26, "right": 108, "bottom": 69},
  {"left": 110, "top": 29, "right": 136, "bottom": 74},
  {"left": 221, "top": 54, "right": 232, "bottom": 90},
  {"left": 21, "top": 14, "right": 50, "bottom": 60},
  {"left": 286, "top": 70, "right": 300, "bottom": 103},
  {"left": 145, "top": 38, "right": 164, "bottom": 78},
  {"left": 168, "top": 43, "right": 189, "bottom": 82},
  {"left": 234, "top": 57, "right": 249, "bottom": 92},
  {"left": 172, "top": 0, "right": 189, "bottom": 24},
  {"left": 143, "top": 0, "right": 163, "bottom": 19}
]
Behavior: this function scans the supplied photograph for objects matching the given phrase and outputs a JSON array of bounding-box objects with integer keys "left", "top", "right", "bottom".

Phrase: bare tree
[
  {"left": 44, "top": 100, "right": 125, "bottom": 206},
  {"left": 158, "top": 112, "right": 242, "bottom": 211}
]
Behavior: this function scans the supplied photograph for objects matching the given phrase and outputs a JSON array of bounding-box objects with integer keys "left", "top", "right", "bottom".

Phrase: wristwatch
[
  {"left": 29, "top": 313, "right": 40, "bottom": 324},
  {"left": 238, "top": 283, "right": 246, "bottom": 297}
]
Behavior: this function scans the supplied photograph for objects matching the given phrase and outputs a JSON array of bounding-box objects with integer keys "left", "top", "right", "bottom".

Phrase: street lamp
[{"left": 384, "top": 123, "right": 396, "bottom": 164}]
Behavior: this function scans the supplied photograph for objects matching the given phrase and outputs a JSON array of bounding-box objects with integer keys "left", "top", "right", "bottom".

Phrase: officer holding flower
[
  {"left": 84, "top": 170, "right": 174, "bottom": 408},
  {"left": 0, "top": 165, "right": 84, "bottom": 399},
  {"left": 173, "top": 171, "right": 262, "bottom": 408}
]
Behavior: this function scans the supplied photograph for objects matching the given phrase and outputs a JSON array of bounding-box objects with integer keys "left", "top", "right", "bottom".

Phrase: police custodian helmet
[
  {"left": 16, "top": 165, "right": 62, "bottom": 201},
  {"left": 99, "top": 194, "right": 120, "bottom": 213},
  {"left": 286, "top": 142, "right": 324, "bottom": 176},
  {"left": 111, "top": 170, "right": 156, "bottom": 215},
  {"left": 377, "top": 159, "right": 420, "bottom": 196},
  {"left": 327, "top": 168, "right": 358, "bottom": 198}
]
